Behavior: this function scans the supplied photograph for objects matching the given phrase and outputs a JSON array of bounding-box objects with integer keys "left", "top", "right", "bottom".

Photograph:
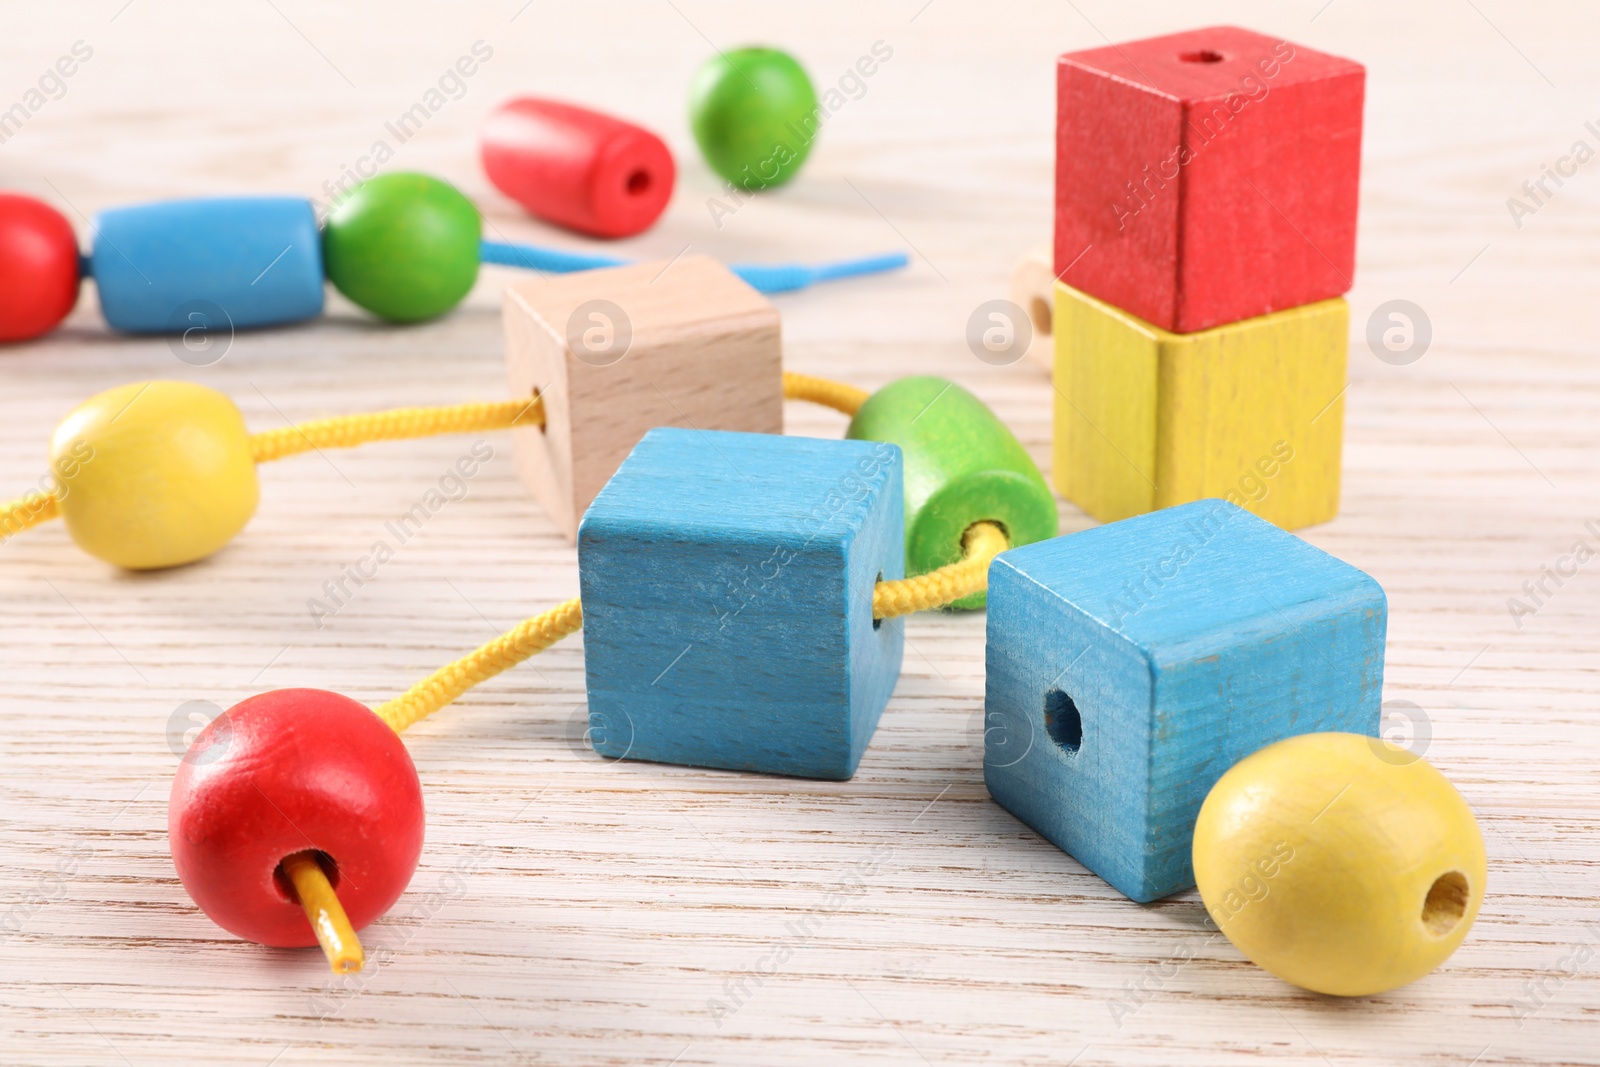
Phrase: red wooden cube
[{"left": 1054, "top": 26, "right": 1364, "bottom": 334}]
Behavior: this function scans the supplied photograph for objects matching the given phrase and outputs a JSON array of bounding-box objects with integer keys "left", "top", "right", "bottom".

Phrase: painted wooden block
[
  {"left": 577, "top": 427, "right": 904, "bottom": 780},
  {"left": 846, "top": 376, "right": 1057, "bottom": 609},
  {"left": 983, "top": 499, "right": 1386, "bottom": 902},
  {"left": 1007, "top": 246, "right": 1055, "bottom": 374},
  {"left": 504, "top": 255, "right": 783, "bottom": 540},
  {"left": 1055, "top": 26, "right": 1364, "bottom": 333},
  {"left": 1052, "top": 280, "right": 1346, "bottom": 530},
  {"left": 90, "top": 197, "right": 324, "bottom": 333}
]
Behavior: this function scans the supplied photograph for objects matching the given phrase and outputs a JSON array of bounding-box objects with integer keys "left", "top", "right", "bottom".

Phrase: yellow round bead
[
  {"left": 1193, "top": 732, "right": 1486, "bottom": 997},
  {"left": 49, "top": 381, "right": 259, "bottom": 570}
]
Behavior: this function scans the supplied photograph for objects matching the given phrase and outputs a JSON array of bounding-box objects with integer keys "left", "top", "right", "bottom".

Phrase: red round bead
[
  {"left": 168, "top": 688, "right": 425, "bottom": 948},
  {"left": 481, "top": 98, "right": 675, "bottom": 239},
  {"left": 0, "top": 192, "right": 79, "bottom": 342}
]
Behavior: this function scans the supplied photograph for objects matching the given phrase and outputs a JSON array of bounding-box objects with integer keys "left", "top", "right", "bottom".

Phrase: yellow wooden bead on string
[
  {"left": 1193, "top": 732, "right": 1487, "bottom": 997},
  {"left": 49, "top": 380, "right": 259, "bottom": 570}
]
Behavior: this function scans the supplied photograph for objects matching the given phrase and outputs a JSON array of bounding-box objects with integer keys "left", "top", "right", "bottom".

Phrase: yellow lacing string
[
  {"left": 781, "top": 370, "right": 870, "bottom": 416},
  {"left": 373, "top": 596, "right": 584, "bottom": 732},
  {"left": 5, "top": 374, "right": 866, "bottom": 544},
  {"left": 253, "top": 373, "right": 860, "bottom": 461},
  {"left": 371, "top": 520, "right": 1008, "bottom": 737},
  {"left": 248, "top": 396, "right": 545, "bottom": 464},
  {"left": 873, "top": 521, "right": 1008, "bottom": 620},
  {"left": 0, "top": 491, "right": 59, "bottom": 539},
  {"left": 280, "top": 851, "right": 363, "bottom": 974}
]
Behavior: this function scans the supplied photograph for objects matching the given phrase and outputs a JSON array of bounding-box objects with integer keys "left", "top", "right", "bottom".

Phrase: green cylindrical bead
[
  {"left": 847, "top": 376, "right": 1058, "bottom": 609},
  {"left": 322, "top": 172, "right": 481, "bottom": 323}
]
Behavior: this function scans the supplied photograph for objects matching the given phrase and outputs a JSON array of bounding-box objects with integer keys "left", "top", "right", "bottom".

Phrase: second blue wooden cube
[
  {"left": 984, "top": 499, "right": 1387, "bottom": 902},
  {"left": 578, "top": 428, "right": 905, "bottom": 779},
  {"left": 90, "top": 196, "right": 324, "bottom": 333}
]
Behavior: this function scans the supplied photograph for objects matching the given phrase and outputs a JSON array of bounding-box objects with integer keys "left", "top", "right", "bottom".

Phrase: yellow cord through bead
[
  {"left": 0, "top": 491, "right": 59, "bottom": 541},
  {"left": 782, "top": 371, "right": 870, "bottom": 417},
  {"left": 374, "top": 597, "right": 584, "bottom": 733},
  {"left": 3, "top": 373, "right": 875, "bottom": 546},
  {"left": 280, "top": 850, "right": 364, "bottom": 974},
  {"left": 249, "top": 396, "right": 545, "bottom": 464},
  {"left": 873, "top": 521, "right": 1009, "bottom": 620},
  {"left": 370, "top": 522, "right": 1008, "bottom": 734}
]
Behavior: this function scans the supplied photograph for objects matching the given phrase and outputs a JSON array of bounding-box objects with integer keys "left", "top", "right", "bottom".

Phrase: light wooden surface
[{"left": 2, "top": 2, "right": 1598, "bottom": 1064}]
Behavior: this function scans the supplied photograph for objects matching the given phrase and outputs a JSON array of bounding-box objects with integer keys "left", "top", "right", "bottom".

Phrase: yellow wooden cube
[{"left": 1052, "top": 281, "right": 1347, "bottom": 530}]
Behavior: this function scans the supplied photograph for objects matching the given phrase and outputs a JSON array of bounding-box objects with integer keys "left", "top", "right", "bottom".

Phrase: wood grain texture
[
  {"left": 503, "top": 255, "right": 782, "bottom": 539},
  {"left": 985, "top": 499, "right": 1386, "bottom": 902},
  {"left": 1053, "top": 281, "right": 1346, "bottom": 528},
  {"left": 578, "top": 427, "right": 903, "bottom": 780},
  {"left": 1, "top": 2, "right": 1599, "bottom": 1065},
  {"left": 1055, "top": 26, "right": 1364, "bottom": 333}
]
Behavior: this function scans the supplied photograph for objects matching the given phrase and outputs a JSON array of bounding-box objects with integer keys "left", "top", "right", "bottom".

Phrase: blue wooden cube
[
  {"left": 984, "top": 499, "right": 1387, "bottom": 902},
  {"left": 90, "top": 196, "right": 324, "bottom": 333},
  {"left": 578, "top": 427, "right": 905, "bottom": 779}
]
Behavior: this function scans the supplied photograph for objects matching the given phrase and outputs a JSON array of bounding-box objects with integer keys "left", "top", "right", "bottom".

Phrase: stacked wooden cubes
[{"left": 1051, "top": 26, "right": 1365, "bottom": 529}]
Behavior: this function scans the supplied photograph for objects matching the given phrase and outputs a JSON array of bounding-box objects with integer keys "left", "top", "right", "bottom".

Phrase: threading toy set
[{"left": 0, "top": 28, "right": 1484, "bottom": 1001}]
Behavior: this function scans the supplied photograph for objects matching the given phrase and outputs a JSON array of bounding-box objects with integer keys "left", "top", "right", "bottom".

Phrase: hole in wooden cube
[
  {"left": 1055, "top": 26, "right": 1364, "bottom": 332},
  {"left": 984, "top": 499, "right": 1387, "bottom": 902},
  {"left": 1043, "top": 688, "right": 1082, "bottom": 754},
  {"left": 504, "top": 255, "right": 783, "bottom": 540},
  {"left": 578, "top": 428, "right": 905, "bottom": 780}
]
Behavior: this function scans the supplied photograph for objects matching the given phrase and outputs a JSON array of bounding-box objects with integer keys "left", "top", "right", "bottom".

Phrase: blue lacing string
[{"left": 479, "top": 240, "right": 908, "bottom": 295}]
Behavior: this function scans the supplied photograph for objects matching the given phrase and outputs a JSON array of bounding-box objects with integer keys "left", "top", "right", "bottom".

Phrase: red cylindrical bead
[
  {"left": 0, "top": 192, "right": 79, "bottom": 342},
  {"left": 168, "top": 688, "right": 425, "bottom": 948},
  {"left": 481, "top": 98, "right": 675, "bottom": 239}
]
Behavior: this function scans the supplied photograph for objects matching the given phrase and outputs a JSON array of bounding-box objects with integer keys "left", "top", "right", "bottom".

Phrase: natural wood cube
[
  {"left": 503, "top": 255, "right": 783, "bottom": 539},
  {"left": 1052, "top": 280, "right": 1347, "bottom": 530},
  {"left": 1008, "top": 245, "right": 1056, "bottom": 375}
]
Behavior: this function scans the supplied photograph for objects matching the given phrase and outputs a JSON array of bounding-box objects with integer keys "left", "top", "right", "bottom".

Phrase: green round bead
[
  {"left": 847, "top": 376, "right": 1059, "bottom": 609},
  {"left": 322, "top": 172, "right": 480, "bottom": 322},
  {"left": 688, "top": 47, "right": 818, "bottom": 189}
]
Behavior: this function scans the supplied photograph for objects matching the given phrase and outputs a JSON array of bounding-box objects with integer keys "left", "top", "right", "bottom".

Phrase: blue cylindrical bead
[{"left": 89, "top": 197, "right": 324, "bottom": 333}]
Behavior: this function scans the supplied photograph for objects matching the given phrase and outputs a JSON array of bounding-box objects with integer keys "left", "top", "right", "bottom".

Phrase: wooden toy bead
[
  {"left": 689, "top": 47, "right": 818, "bottom": 189},
  {"left": 481, "top": 98, "right": 675, "bottom": 239},
  {"left": 49, "top": 381, "right": 258, "bottom": 570},
  {"left": 169, "top": 688, "right": 424, "bottom": 950},
  {"left": 1053, "top": 280, "right": 1347, "bottom": 530},
  {"left": 579, "top": 427, "right": 904, "bottom": 779},
  {"left": 1055, "top": 27, "right": 1363, "bottom": 333},
  {"left": 985, "top": 499, "right": 1386, "bottom": 902},
  {"left": 89, "top": 197, "right": 324, "bottom": 333},
  {"left": 1194, "top": 732, "right": 1486, "bottom": 996},
  {"left": 504, "top": 255, "right": 782, "bottom": 539},
  {"left": 323, "top": 172, "right": 480, "bottom": 322},
  {"left": 846, "top": 376, "right": 1057, "bottom": 609},
  {"left": 0, "top": 192, "right": 80, "bottom": 342},
  {"left": 1008, "top": 246, "right": 1056, "bottom": 375}
]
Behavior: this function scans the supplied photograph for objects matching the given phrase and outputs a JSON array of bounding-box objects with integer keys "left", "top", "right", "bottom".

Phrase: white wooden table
[{"left": 2, "top": 2, "right": 1597, "bottom": 1063}]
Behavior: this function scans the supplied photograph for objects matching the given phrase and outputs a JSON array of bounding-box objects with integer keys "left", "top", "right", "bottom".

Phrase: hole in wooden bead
[
  {"left": 1028, "top": 295, "right": 1052, "bottom": 339},
  {"left": 1421, "top": 870, "right": 1469, "bottom": 935},
  {"left": 873, "top": 572, "right": 883, "bottom": 630},
  {"left": 1044, "top": 688, "right": 1082, "bottom": 754},
  {"left": 1179, "top": 49, "right": 1225, "bottom": 63},
  {"left": 272, "top": 849, "right": 340, "bottom": 904},
  {"left": 626, "top": 169, "right": 652, "bottom": 196}
]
